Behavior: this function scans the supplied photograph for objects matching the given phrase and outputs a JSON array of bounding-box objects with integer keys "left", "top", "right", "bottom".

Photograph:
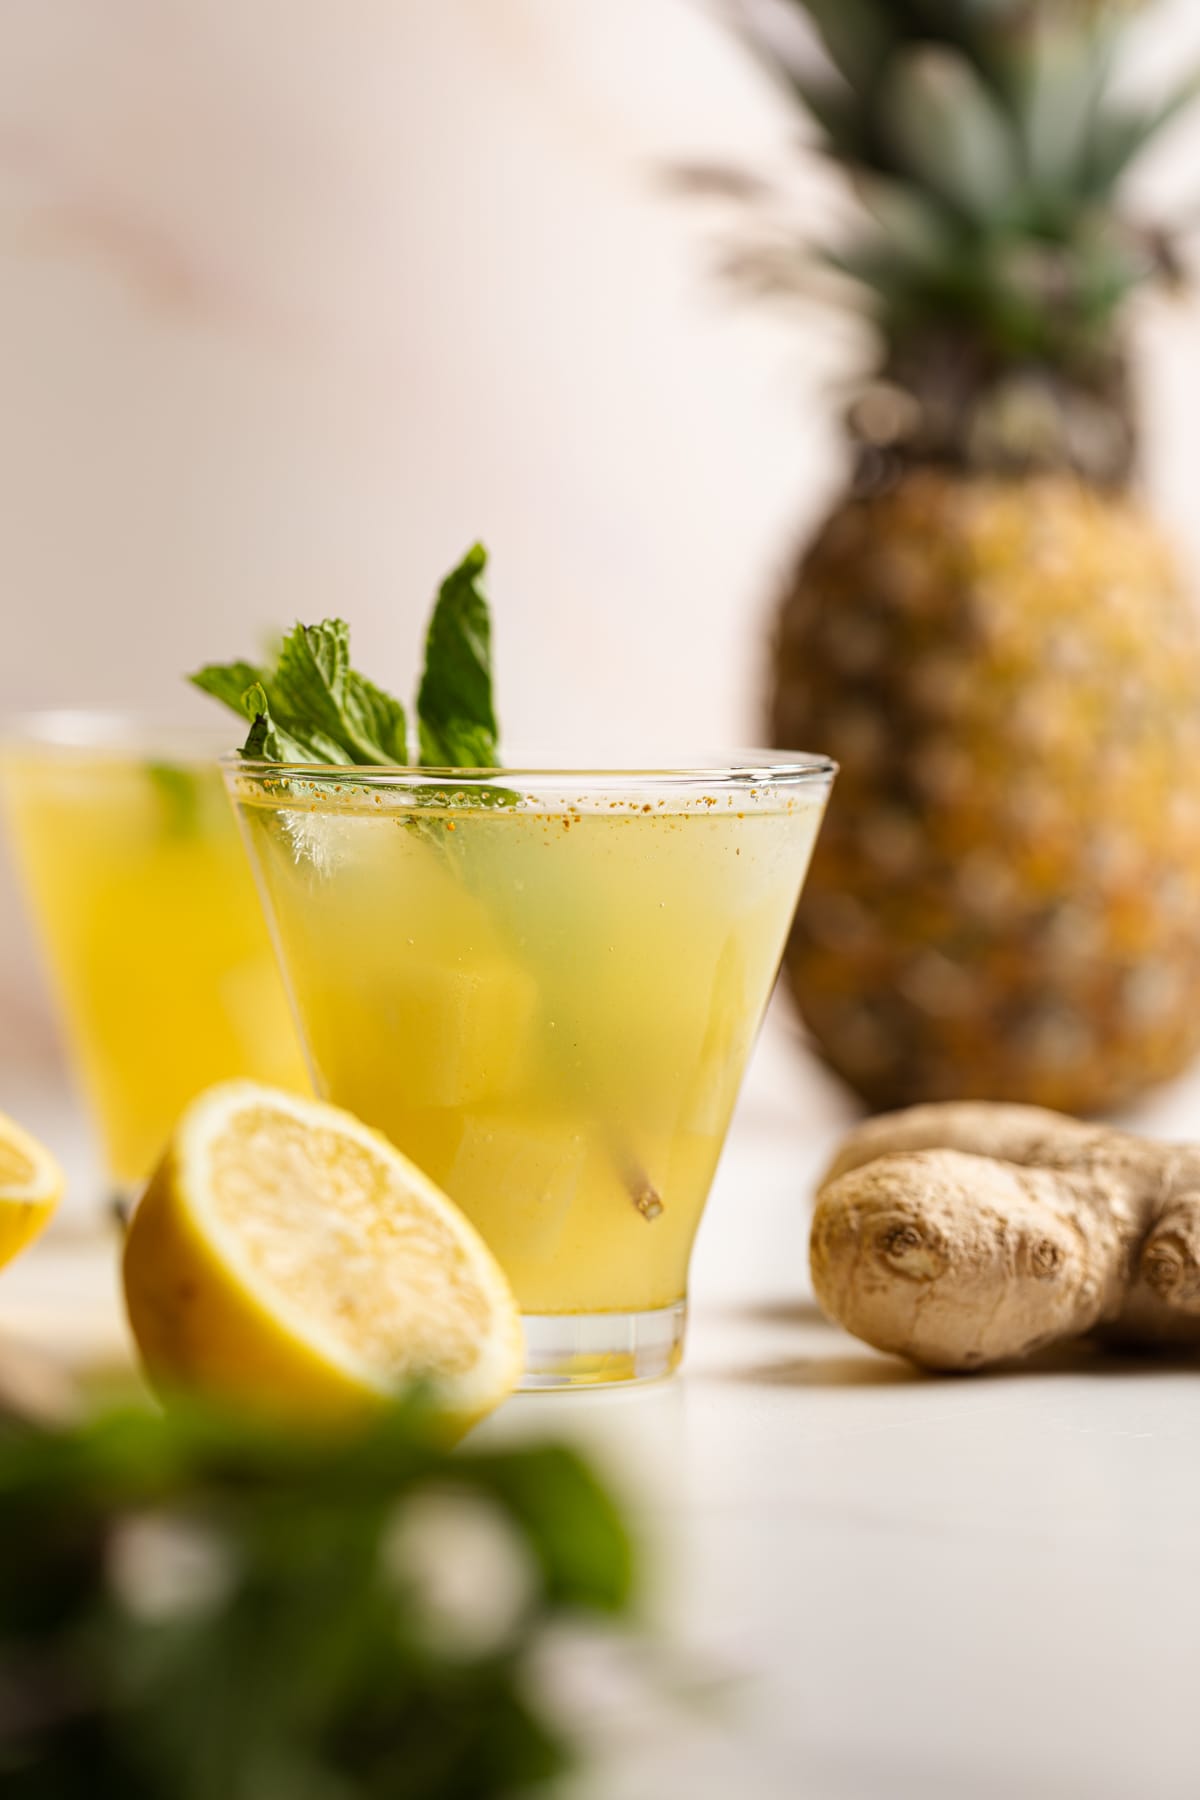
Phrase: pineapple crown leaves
[
  {"left": 794, "top": 7, "right": 1200, "bottom": 220},
  {"left": 700, "top": 0, "right": 1200, "bottom": 374}
]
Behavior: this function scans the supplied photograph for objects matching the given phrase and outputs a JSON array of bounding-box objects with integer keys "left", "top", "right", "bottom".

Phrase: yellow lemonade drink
[
  {"left": 228, "top": 757, "right": 833, "bottom": 1385},
  {"left": 1, "top": 718, "right": 308, "bottom": 1198}
]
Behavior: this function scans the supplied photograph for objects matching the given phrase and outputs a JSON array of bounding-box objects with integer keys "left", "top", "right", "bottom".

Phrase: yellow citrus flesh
[
  {"left": 0, "top": 1113, "right": 63, "bottom": 1268},
  {"left": 122, "top": 1083, "right": 523, "bottom": 1432}
]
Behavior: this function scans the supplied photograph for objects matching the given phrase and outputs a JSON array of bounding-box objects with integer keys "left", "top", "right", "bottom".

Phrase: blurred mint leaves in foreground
[{"left": 0, "top": 1395, "right": 634, "bottom": 1799}]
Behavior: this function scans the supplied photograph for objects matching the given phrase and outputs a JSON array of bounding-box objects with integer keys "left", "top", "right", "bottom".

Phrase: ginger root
[{"left": 810, "top": 1103, "right": 1200, "bottom": 1371}]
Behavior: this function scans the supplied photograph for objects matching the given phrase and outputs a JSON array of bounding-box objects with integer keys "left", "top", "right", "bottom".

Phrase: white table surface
[{"left": 4, "top": 1004, "right": 1200, "bottom": 1800}]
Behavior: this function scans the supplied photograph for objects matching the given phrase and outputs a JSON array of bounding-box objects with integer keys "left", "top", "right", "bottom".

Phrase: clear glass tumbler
[
  {"left": 1, "top": 713, "right": 309, "bottom": 1213},
  {"left": 225, "top": 753, "right": 835, "bottom": 1387}
]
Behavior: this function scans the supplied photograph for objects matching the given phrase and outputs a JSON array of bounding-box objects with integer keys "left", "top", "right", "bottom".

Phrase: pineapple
[{"left": 751, "top": 0, "right": 1200, "bottom": 1112}]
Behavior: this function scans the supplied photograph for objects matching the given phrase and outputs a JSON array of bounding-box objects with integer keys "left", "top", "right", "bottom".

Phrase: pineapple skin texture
[{"left": 772, "top": 471, "right": 1200, "bottom": 1113}]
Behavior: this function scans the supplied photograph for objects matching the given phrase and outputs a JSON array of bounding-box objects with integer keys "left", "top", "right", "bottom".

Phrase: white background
[{"left": 3, "top": 0, "right": 1200, "bottom": 1064}]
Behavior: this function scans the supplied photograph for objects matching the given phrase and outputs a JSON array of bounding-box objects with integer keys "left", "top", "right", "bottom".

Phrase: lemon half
[
  {"left": 0, "top": 1112, "right": 62, "bottom": 1268},
  {"left": 123, "top": 1083, "right": 523, "bottom": 1430}
]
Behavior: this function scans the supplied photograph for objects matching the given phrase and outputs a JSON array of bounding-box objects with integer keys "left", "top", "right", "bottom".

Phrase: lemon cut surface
[
  {"left": 123, "top": 1083, "right": 523, "bottom": 1429},
  {"left": 0, "top": 1113, "right": 62, "bottom": 1268}
]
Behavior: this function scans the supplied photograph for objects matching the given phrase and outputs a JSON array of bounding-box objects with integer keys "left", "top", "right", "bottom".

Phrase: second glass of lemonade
[
  {"left": 1, "top": 715, "right": 309, "bottom": 1209},
  {"left": 228, "top": 756, "right": 833, "bottom": 1386}
]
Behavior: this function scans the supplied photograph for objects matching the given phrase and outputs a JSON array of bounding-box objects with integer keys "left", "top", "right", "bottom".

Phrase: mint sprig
[
  {"left": 193, "top": 623, "right": 409, "bottom": 768},
  {"left": 191, "top": 545, "right": 500, "bottom": 772}
]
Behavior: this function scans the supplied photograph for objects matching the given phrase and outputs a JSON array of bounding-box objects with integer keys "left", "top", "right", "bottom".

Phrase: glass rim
[
  {"left": 222, "top": 749, "right": 838, "bottom": 789},
  {"left": 0, "top": 708, "right": 234, "bottom": 763}
]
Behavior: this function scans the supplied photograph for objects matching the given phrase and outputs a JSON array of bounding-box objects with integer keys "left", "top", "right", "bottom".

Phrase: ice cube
[
  {"left": 279, "top": 806, "right": 362, "bottom": 875},
  {"left": 402, "top": 958, "right": 537, "bottom": 1107},
  {"left": 682, "top": 934, "right": 754, "bottom": 1135},
  {"left": 447, "top": 1111, "right": 589, "bottom": 1262}
]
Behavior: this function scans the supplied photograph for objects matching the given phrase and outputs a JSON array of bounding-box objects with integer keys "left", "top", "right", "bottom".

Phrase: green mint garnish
[
  {"left": 188, "top": 659, "right": 263, "bottom": 719},
  {"left": 193, "top": 623, "right": 409, "bottom": 767},
  {"left": 191, "top": 545, "right": 501, "bottom": 773},
  {"left": 417, "top": 543, "right": 499, "bottom": 768},
  {"left": 145, "top": 761, "right": 204, "bottom": 836}
]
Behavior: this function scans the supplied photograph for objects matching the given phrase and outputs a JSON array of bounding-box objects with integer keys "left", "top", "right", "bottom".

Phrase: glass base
[{"left": 518, "top": 1301, "right": 686, "bottom": 1390}]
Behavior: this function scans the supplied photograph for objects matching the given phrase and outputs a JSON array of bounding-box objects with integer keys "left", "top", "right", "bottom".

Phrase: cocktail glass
[
  {"left": 1, "top": 714, "right": 309, "bottom": 1213},
  {"left": 225, "top": 754, "right": 835, "bottom": 1387}
]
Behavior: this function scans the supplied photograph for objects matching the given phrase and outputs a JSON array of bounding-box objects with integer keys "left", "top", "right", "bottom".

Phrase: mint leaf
[
  {"left": 145, "top": 761, "right": 204, "bottom": 836},
  {"left": 264, "top": 621, "right": 409, "bottom": 764},
  {"left": 345, "top": 669, "right": 409, "bottom": 764},
  {"left": 190, "top": 660, "right": 266, "bottom": 715},
  {"left": 272, "top": 620, "right": 354, "bottom": 749},
  {"left": 240, "top": 684, "right": 331, "bottom": 765},
  {"left": 241, "top": 705, "right": 278, "bottom": 762},
  {"left": 190, "top": 623, "right": 408, "bottom": 766},
  {"left": 417, "top": 544, "right": 500, "bottom": 768}
]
